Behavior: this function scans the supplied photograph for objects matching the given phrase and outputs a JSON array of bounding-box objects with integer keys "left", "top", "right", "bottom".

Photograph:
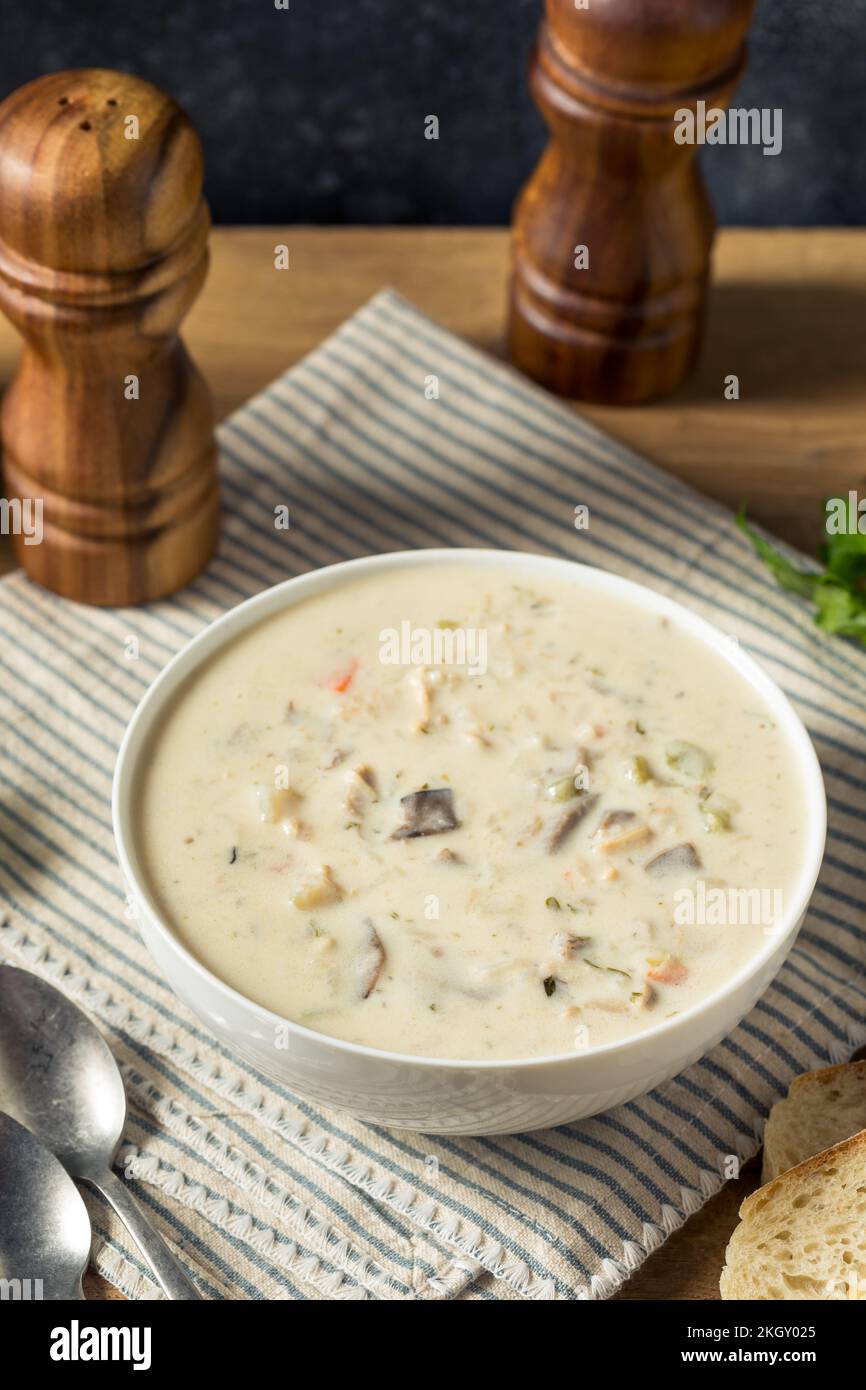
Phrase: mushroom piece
[
  {"left": 644, "top": 842, "right": 703, "bottom": 876},
  {"left": 547, "top": 794, "right": 599, "bottom": 853},
  {"left": 392, "top": 788, "right": 459, "bottom": 839},
  {"left": 356, "top": 920, "right": 386, "bottom": 999}
]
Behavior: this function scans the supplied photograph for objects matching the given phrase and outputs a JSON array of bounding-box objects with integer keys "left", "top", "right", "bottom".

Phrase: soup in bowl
[{"left": 113, "top": 551, "right": 826, "bottom": 1134}]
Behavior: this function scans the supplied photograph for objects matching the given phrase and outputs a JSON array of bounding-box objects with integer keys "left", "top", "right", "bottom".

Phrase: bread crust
[
  {"left": 746, "top": 1127, "right": 866, "bottom": 1221},
  {"left": 721, "top": 1129, "right": 866, "bottom": 1299},
  {"left": 787, "top": 1059, "right": 866, "bottom": 1094},
  {"left": 761, "top": 1059, "right": 866, "bottom": 1184}
]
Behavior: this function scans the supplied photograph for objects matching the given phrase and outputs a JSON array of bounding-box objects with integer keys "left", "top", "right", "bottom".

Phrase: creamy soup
[{"left": 137, "top": 564, "right": 807, "bottom": 1060}]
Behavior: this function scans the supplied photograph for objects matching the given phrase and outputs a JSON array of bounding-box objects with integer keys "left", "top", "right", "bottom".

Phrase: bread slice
[
  {"left": 720, "top": 1131, "right": 866, "bottom": 1300},
  {"left": 762, "top": 1060, "right": 866, "bottom": 1184}
]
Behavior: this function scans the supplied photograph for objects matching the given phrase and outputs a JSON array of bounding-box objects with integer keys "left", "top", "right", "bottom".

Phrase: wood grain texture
[
  {"left": 0, "top": 225, "right": 844, "bottom": 557},
  {"left": 84, "top": 1271, "right": 127, "bottom": 1301},
  {"left": 615, "top": 1159, "right": 760, "bottom": 1300},
  {"left": 175, "top": 226, "right": 864, "bottom": 557},
  {"left": 1, "top": 225, "right": 862, "bottom": 1297},
  {"left": 508, "top": 0, "right": 757, "bottom": 403},
  {"left": 0, "top": 69, "right": 219, "bottom": 605}
]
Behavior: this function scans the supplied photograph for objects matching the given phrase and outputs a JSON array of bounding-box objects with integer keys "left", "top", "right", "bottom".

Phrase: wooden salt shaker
[
  {"left": 0, "top": 69, "right": 219, "bottom": 605},
  {"left": 508, "top": 0, "right": 757, "bottom": 404}
]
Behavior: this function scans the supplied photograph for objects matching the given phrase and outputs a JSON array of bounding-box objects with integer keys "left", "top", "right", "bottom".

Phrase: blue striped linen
[{"left": 1, "top": 288, "right": 864, "bottom": 1300}]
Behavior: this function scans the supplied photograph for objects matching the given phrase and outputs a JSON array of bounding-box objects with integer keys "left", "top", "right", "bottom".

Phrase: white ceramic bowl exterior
[{"left": 113, "top": 550, "right": 827, "bottom": 1136}]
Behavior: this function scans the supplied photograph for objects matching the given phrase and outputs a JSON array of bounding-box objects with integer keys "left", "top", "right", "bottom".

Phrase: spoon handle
[{"left": 95, "top": 1166, "right": 202, "bottom": 1300}]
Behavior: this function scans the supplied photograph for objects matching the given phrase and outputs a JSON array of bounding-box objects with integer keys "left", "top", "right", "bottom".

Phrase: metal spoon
[
  {"left": 0, "top": 1111, "right": 91, "bottom": 1299},
  {"left": 0, "top": 964, "right": 201, "bottom": 1299}
]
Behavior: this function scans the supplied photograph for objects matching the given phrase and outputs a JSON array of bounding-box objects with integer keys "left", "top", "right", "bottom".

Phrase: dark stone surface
[{"left": 0, "top": 0, "right": 861, "bottom": 226}]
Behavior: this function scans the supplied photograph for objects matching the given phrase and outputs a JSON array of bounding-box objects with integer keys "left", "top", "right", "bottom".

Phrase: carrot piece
[
  {"left": 647, "top": 957, "right": 688, "bottom": 986},
  {"left": 325, "top": 657, "right": 359, "bottom": 693}
]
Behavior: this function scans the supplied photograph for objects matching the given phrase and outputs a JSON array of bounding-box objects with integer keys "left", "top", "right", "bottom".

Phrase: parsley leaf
[{"left": 737, "top": 507, "right": 866, "bottom": 645}]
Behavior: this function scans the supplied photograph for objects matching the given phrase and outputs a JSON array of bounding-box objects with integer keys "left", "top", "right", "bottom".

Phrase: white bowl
[{"left": 113, "top": 549, "right": 827, "bottom": 1136}]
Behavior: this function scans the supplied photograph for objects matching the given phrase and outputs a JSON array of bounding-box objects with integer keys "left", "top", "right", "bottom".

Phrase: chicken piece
[
  {"left": 597, "top": 824, "right": 653, "bottom": 855},
  {"left": 551, "top": 931, "right": 591, "bottom": 960},
  {"left": 343, "top": 763, "right": 377, "bottom": 814},
  {"left": 630, "top": 979, "right": 656, "bottom": 1009},
  {"left": 408, "top": 667, "right": 433, "bottom": 733},
  {"left": 255, "top": 783, "right": 301, "bottom": 824},
  {"left": 292, "top": 864, "right": 343, "bottom": 910}
]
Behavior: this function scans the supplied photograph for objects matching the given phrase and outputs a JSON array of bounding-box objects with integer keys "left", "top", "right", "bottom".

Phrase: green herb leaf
[
  {"left": 737, "top": 507, "right": 866, "bottom": 646},
  {"left": 736, "top": 508, "right": 821, "bottom": 600},
  {"left": 821, "top": 531, "right": 866, "bottom": 590}
]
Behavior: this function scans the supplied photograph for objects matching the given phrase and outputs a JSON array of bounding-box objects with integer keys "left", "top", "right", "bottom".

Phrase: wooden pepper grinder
[
  {"left": 508, "top": 0, "right": 757, "bottom": 404},
  {"left": 0, "top": 69, "right": 219, "bottom": 605}
]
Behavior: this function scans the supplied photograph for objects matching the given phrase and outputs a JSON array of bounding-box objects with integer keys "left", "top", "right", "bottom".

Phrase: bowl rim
[{"left": 113, "top": 547, "right": 828, "bottom": 1073}]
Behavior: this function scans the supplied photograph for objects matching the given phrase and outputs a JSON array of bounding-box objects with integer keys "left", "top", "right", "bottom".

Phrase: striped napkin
[{"left": 2, "top": 288, "right": 865, "bottom": 1301}]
